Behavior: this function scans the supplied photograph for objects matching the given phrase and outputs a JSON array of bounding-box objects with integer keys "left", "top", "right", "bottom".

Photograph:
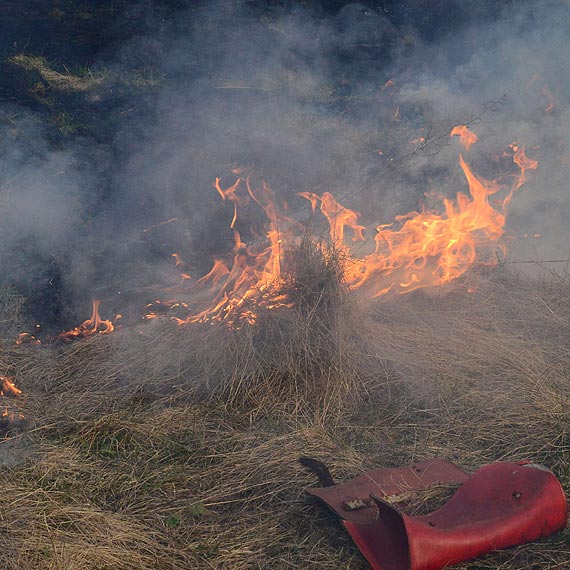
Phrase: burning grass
[{"left": 0, "top": 253, "right": 569, "bottom": 569}]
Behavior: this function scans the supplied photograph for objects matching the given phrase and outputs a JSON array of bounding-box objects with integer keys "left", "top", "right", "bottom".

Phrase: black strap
[{"left": 299, "top": 456, "right": 335, "bottom": 487}]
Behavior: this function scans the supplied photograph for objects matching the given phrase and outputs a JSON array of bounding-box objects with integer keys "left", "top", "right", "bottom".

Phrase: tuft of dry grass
[
  {"left": 9, "top": 54, "right": 102, "bottom": 93},
  {"left": 211, "top": 236, "right": 371, "bottom": 417},
  {"left": 0, "top": 255, "right": 569, "bottom": 569}
]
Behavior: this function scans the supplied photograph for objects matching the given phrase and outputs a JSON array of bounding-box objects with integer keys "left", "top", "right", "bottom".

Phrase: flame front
[
  {"left": 349, "top": 154, "right": 504, "bottom": 295},
  {"left": 303, "top": 142, "right": 536, "bottom": 297},
  {"left": 141, "top": 136, "right": 537, "bottom": 325},
  {"left": 20, "top": 133, "right": 538, "bottom": 338}
]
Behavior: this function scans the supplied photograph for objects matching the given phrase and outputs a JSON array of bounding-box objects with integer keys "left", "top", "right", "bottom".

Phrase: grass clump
[
  {"left": 213, "top": 236, "right": 371, "bottom": 417},
  {"left": 9, "top": 54, "right": 102, "bottom": 93}
]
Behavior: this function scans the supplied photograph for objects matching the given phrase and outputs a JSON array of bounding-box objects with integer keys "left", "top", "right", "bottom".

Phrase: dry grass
[
  {"left": 9, "top": 54, "right": 102, "bottom": 93},
  {"left": 8, "top": 54, "right": 161, "bottom": 102},
  {"left": 0, "top": 250, "right": 569, "bottom": 569}
]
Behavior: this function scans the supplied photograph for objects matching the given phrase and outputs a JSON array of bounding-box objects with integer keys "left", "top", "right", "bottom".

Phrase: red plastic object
[
  {"left": 306, "top": 459, "right": 469, "bottom": 525},
  {"left": 343, "top": 462, "right": 568, "bottom": 570}
]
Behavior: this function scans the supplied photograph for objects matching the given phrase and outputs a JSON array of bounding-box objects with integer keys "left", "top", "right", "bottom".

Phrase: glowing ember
[
  {"left": 0, "top": 376, "right": 22, "bottom": 397},
  {"left": 143, "top": 217, "right": 179, "bottom": 233},
  {"left": 16, "top": 332, "right": 41, "bottom": 346},
  {"left": 58, "top": 300, "right": 115, "bottom": 340}
]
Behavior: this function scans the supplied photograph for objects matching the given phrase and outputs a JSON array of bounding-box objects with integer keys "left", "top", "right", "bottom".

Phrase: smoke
[
  {"left": 395, "top": 0, "right": 570, "bottom": 270},
  {"left": 1, "top": 0, "right": 568, "bottom": 328}
]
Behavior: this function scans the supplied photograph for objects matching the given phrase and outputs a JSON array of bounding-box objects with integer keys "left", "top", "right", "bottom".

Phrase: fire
[
  {"left": 145, "top": 175, "right": 299, "bottom": 325},
  {"left": 16, "top": 332, "right": 41, "bottom": 346},
  {"left": 299, "top": 192, "right": 364, "bottom": 251},
  {"left": 450, "top": 125, "right": 478, "bottom": 150},
  {"left": 15, "top": 133, "right": 538, "bottom": 337},
  {"left": 0, "top": 376, "right": 24, "bottom": 423},
  {"left": 58, "top": 300, "right": 115, "bottom": 340},
  {"left": 172, "top": 253, "right": 185, "bottom": 267},
  {"left": 309, "top": 145, "right": 536, "bottom": 298},
  {"left": 2, "top": 408, "right": 24, "bottom": 421},
  {"left": 0, "top": 376, "right": 22, "bottom": 397},
  {"left": 143, "top": 137, "right": 536, "bottom": 324}
]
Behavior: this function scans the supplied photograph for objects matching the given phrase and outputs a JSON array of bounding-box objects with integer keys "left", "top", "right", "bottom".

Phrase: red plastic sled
[{"left": 302, "top": 458, "right": 568, "bottom": 570}]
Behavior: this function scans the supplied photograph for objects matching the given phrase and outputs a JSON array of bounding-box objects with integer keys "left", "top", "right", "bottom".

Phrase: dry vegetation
[
  {"left": 9, "top": 54, "right": 102, "bottom": 93},
  {"left": 0, "top": 243, "right": 569, "bottom": 569}
]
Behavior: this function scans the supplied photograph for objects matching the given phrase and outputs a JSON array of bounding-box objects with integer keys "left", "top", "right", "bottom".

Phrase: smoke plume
[{"left": 1, "top": 0, "right": 568, "bottom": 329}]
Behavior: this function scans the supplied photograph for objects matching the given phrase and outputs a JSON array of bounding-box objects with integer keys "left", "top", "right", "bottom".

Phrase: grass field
[
  {"left": 0, "top": 248, "right": 568, "bottom": 569},
  {"left": 0, "top": 2, "right": 568, "bottom": 569}
]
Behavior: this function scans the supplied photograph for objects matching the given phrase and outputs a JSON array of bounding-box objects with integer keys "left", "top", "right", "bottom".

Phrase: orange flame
[
  {"left": 0, "top": 376, "right": 22, "bottom": 397},
  {"left": 16, "top": 332, "right": 41, "bottom": 346},
  {"left": 0, "top": 376, "right": 24, "bottom": 424},
  {"left": 146, "top": 175, "right": 299, "bottom": 325},
  {"left": 503, "top": 143, "right": 538, "bottom": 210},
  {"left": 1, "top": 408, "right": 24, "bottom": 422},
  {"left": 300, "top": 192, "right": 365, "bottom": 250},
  {"left": 316, "top": 145, "right": 536, "bottom": 297},
  {"left": 172, "top": 253, "right": 185, "bottom": 267},
  {"left": 142, "top": 137, "right": 536, "bottom": 325},
  {"left": 15, "top": 134, "right": 536, "bottom": 337},
  {"left": 58, "top": 300, "right": 115, "bottom": 340},
  {"left": 450, "top": 125, "right": 478, "bottom": 150}
]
